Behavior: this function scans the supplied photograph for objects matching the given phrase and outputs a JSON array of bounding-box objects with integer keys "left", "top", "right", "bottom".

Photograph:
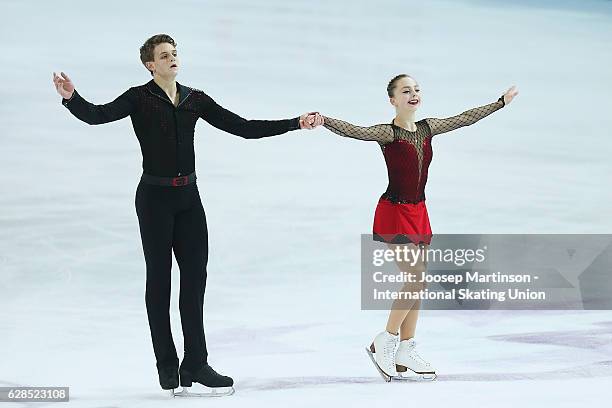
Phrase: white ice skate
[
  {"left": 365, "top": 331, "right": 399, "bottom": 382},
  {"left": 393, "top": 338, "right": 436, "bottom": 381}
]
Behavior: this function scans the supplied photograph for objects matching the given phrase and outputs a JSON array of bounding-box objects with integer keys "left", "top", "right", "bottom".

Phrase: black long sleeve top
[{"left": 61, "top": 79, "right": 301, "bottom": 176}]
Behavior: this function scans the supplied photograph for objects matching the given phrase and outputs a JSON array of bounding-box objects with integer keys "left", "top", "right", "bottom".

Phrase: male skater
[{"left": 53, "top": 33, "right": 323, "bottom": 395}]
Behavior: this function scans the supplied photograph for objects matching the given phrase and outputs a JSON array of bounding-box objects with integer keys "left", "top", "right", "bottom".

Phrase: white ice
[{"left": 1, "top": 0, "right": 611, "bottom": 407}]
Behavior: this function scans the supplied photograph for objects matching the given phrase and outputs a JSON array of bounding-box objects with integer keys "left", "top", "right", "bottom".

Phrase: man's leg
[
  {"left": 173, "top": 185, "right": 209, "bottom": 371},
  {"left": 135, "top": 182, "right": 179, "bottom": 370}
]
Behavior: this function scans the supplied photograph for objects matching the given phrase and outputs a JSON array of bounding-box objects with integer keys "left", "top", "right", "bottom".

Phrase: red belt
[{"left": 141, "top": 172, "right": 196, "bottom": 187}]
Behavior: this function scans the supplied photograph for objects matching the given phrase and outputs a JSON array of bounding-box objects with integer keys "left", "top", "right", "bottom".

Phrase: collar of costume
[{"left": 146, "top": 79, "right": 192, "bottom": 106}]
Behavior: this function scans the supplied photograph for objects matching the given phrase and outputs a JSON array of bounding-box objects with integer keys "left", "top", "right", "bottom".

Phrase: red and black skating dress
[{"left": 323, "top": 96, "right": 505, "bottom": 246}]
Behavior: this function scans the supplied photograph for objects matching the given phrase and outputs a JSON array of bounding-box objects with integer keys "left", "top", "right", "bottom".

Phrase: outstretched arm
[
  {"left": 53, "top": 72, "right": 135, "bottom": 125},
  {"left": 425, "top": 85, "right": 518, "bottom": 137},
  {"left": 199, "top": 93, "right": 310, "bottom": 139},
  {"left": 322, "top": 116, "right": 394, "bottom": 144}
]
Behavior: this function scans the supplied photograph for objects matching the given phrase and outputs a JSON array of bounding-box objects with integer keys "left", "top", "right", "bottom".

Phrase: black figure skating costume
[{"left": 61, "top": 79, "right": 301, "bottom": 389}]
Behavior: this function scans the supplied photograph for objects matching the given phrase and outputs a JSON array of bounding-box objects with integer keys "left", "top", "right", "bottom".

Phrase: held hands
[
  {"left": 53, "top": 72, "right": 75, "bottom": 99},
  {"left": 299, "top": 112, "right": 324, "bottom": 130},
  {"left": 502, "top": 85, "right": 518, "bottom": 105}
]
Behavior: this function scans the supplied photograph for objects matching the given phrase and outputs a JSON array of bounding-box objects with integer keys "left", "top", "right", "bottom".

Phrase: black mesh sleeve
[
  {"left": 322, "top": 116, "right": 394, "bottom": 144},
  {"left": 424, "top": 96, "right": 505, "bottom": 136}
]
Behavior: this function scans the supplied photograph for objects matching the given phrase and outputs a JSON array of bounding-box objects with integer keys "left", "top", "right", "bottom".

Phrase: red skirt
[{"left": 372, "top": 198, "right": 433, "bottom": 245}]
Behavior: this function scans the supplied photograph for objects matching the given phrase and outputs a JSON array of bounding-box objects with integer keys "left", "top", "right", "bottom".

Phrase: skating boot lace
[
  {"left": 407, "top": 340, "right": 430, "bottom": 366},
  {"left": 383, "top": 335, "right": 398, "bottom": 361}
]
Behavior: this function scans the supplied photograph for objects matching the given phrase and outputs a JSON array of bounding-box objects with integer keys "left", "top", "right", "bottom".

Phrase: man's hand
[
  {"left": 53, "top": 72, "right": 75, "bottom": 100},
  {"left": 299, "top": 112, "right": 324, "bottom": 129}
]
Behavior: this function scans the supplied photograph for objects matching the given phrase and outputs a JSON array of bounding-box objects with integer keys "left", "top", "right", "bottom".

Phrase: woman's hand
[
  {"left": 502, "top": 85, "right": 518, "bottom": 105},
  {"left": 299, "top": 112, "right": 324, "bottom": 129},
  {"left": 53, "top": 71, "right": 75, "bottom": 99}
]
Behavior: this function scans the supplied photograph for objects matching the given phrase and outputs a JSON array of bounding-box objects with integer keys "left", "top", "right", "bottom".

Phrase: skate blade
[
  {"left": 393, "top": 371, "right": 437, "bottom": 382},
  {"left": 171, "top": 385, "right": 235, "bottom": 397},
  {"left": 365, "top": 347, "right": 392, "bottom": 382}
]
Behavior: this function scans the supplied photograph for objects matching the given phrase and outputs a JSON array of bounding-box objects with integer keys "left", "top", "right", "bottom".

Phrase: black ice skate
[
  {"left": 157, "top": 366, "right": 179, "bottom": 390},
  {"left": 171, "top": 364, "right": 235, "bottom": 397}
]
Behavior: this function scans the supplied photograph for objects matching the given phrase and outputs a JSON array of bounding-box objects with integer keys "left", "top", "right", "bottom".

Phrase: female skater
[
  {"left": 321, "top": 74, "right": 518, "bottom": 381},
  {"left": 53, "top": 33, "right": 322, "bottom": 395}
]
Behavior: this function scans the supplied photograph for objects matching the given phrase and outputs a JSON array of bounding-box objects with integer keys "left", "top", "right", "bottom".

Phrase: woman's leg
[
  {"left": 399, "top": 243, "right": 429, "bottom": 340},
  {"left": 398, "top": 299, "right": 421, "bottom": 340},
  {"left": 135, "top": 181, "right": 179, "bottom": 370},
  {"left": 172, "top": 184, "right": 209, "bottom": 372},
  {"left": 385, "top": 242, "right": 428, "bottom": 337}
]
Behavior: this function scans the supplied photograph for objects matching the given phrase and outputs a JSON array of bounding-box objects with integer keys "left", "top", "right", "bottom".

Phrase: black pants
[{"left": 135, "top": 179, "right": 208, "bottom": 371}]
